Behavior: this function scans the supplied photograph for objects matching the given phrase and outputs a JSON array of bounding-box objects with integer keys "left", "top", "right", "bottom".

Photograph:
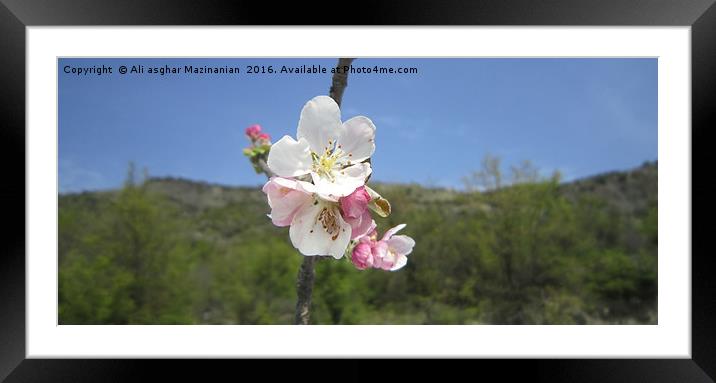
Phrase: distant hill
[
  {"left": 122, "top": 161, "right": 657, "bottom": 221},
  {"left": 560, "top": 161, "right": 657, "bottom": 216},
  {"left": 60, "top": 161, "right": 657, "bottom": 216}
]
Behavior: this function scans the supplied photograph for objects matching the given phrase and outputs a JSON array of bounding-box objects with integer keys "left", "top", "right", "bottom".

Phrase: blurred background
[{"left": 58, "top": 58, "right": 657, "bottom": 324}]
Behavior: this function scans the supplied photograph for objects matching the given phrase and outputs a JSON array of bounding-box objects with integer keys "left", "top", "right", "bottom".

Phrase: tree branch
[
  {"left": 329, "top": 58, "right": 355, "bottom": 106},
  {"left": 293, "top": 57, "right": 355, "bottom": 325}
]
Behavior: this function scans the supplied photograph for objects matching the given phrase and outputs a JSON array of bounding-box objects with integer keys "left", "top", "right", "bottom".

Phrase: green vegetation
[{"left": 59, "top": 159, "right": 657, "bottom": 324}]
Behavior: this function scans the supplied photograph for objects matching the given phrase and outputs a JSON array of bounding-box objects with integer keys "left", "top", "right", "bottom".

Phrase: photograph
[
  {"left": 3, "top": 0, "right": 712, "bottom": 378},
  {"left": 58, "top": 57, "right": 658, "bottom": 326}
]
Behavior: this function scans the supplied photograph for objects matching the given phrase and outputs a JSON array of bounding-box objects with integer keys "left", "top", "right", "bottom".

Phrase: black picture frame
[{"left": 1, "top": 0, "right": 714, "bottom": 381}]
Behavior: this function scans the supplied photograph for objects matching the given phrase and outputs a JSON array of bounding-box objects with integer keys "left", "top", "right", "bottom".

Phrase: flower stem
[{"left": 293, "top": 57, "right": 355, "bottom": 325}]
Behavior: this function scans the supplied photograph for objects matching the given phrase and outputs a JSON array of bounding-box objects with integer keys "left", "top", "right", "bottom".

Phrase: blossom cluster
[{"left": 254, "top": 96, "right": 414, "bottom": 271}]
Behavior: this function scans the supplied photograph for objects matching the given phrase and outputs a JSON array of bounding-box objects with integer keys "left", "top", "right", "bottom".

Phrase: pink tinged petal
[
  {"left": 289, "top": 202, "right": 352, "bottom": 259},
  {"left": 366, "top": 221, "right": 377, "bottom": 238},
  {"left": 339, "top": 186, "right": 371, "bottom": 219},
  {"left": 267, "top": 135, "right": 312, "bottom": 177},
  {"left": 262, "top": 176, "right": 297, "bottom": 195},
  {"left": 345, "top": 209, "right": 374, "bottom": 240},
  {"left": 292, "top": 178, "right": 319, "bottom": 194},
  {"left": 376, "top": 258, "right": 395, "bottom": 271},
  {"left": 261, "top": 176, "right": 290, "bottom": 205},
  {"left": 358, "top": 224, "right": 377, "bottom": 244},
  {"left": 370, "top": 240, "right": 392, "bottom": 270},
  {"left": 371, "top": 240, "right": 388, "bottom": 258},
  {"left": 357, "top": 222, "right": 378, "bottom": 244},
  {"left": 263, "top": 176, "right": 308, "bottom": 200},
  {"left": 311, "top": 162, "right": 372, "bottom": 198},
  {"left": 390, "top": 255, "right": 408, "bottom": 271},
  {"left": 269, "top": 195, "right": 312, "bottom": 227},
  {"left": 382, "top": 223, "right": 407, "bottom": 241},
  {"left": 351, "top": 242, "right": 374, "bottom": 270},
  {"left": 336, "top": 116, "right": 376, "bottom": 164},
  {"left": 296, "top": 96, "right": 342, "bottom": 154},
  {"left": 387, "top": 235, "right": 415, "bottom": 257},
  {"left": 261, "top": 177, "right": 313, "bottom": 227}
]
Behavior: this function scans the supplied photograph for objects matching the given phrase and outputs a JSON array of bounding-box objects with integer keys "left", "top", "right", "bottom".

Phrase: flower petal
[
  {"left": 311, "top": 162, "right": 372, "bottom": 199},
  {"left": 296, "top": 96, "right": 342, "bottom": 154},
  {"left": 387, "top": 235, "right": 415, "bottom": 256},
  {"left": 345, "top": 209, "right": 374, "bottom": 240},
  {"left": 358, "top": 220, "right": 378, "bottom": 243},
  {"left": 382, "top": 223, "right": 407, "bottom": 241},
  {"left": 290, "top": 178, "right": 319, "bottom": 194},
  {"left": 265, "top": 176, "right": 300, "bottom": 192},
  {"left": 289, "top": 202, "right": 352, "bottom": 259},
  {"left": 266, "top": 176, "right": 318, "bottom": 197},
  {"left": 267, "top": 135, "right": 312, "bottom": 177},
  {"left": 390, "top": 255, "right": 408, "bottom": 271},
  {"left": 339, "top": 186, "right": 370, "bottom": 219},
  {"left": 337, "top": 116, "right": 376, "bottom": 163},
  {"left": 262, "top": 177, "right": 313, "bottom": 227},
  {"left": 371, "top": 241, "right": 391, "bottom": 270}
]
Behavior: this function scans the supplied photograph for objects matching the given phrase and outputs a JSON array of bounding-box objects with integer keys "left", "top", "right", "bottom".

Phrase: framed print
[{"left": 2, "top": 0, "right": 715, "bottom": 381}]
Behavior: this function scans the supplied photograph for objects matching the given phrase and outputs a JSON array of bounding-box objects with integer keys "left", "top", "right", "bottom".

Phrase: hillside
[
  {"left": 561, "top": 161, "right": 657, "bottom": 216},
  {"left": 58, "top": 162, "right": 657, "bottom": 325},
  {"left": 61, "top": 161, "right": 657, "bottom": 221},
  {"left": 148, "top": 161, "right": 658, "bottom": 216}
]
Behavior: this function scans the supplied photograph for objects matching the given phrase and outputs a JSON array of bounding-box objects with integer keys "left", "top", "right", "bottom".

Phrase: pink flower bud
[
  {"left": 339, "top": 186, "right": 371, "bottom": 219},
  {"left": 257, "top": 132, "right": 271, "bottom": 142},
  {"left": 245, "top": 124, "right": 262, "bottom": 139},
  {"left": 351, "top": 242, "right": 374, "bottom": 270}
]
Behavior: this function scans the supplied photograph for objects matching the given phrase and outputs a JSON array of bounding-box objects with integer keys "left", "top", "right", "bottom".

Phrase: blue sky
[{"left": 58, "top": 58, "right": 657, "bottom": 193}]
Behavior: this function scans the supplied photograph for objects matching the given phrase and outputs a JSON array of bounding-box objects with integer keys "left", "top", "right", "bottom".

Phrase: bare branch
[{"left": 329, "top": 58, "right": 355, "bottom": 106}]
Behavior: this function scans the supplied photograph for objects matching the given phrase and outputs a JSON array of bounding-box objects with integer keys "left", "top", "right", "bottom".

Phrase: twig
[
  {"left": 293, "top": 57, "right": 355, "bottom": 325},
  {"left": 329, "top": 58, "right": 355, "bottom": 106},
  {"left": 256, "top": 157, "right": 276, "bottom": 178}
]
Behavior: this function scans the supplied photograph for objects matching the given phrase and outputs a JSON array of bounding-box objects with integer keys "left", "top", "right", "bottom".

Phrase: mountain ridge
[{"left": 61, "top": 161, "right": 657, "bottom": 215}]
